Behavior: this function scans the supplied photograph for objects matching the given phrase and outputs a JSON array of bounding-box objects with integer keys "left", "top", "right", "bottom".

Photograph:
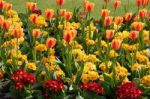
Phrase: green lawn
[{"left": 6, "top": 0, "right": 150, "bottom": 19}]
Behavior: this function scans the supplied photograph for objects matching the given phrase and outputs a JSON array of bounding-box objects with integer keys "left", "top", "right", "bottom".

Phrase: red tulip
[
  {"left": 111, "top": 39, "right": 121, "bottom": 50},
  {"left": 104, "top": 16, "right": 113, "bottom": 26},
  {"left": 56, "top": 0, "right": 64, "bottom": 6},
  {"left": 46, "top": 37, "right": 57, "bottom": 48},
  {"left": 113, "top": 0, "right": 121, "bottom": 9},
  {"left": 129, "top": 31, "right": 139, "bottom": 40},
  {"left": 138, "top": 9, "right": 147, "bottom": 18}
]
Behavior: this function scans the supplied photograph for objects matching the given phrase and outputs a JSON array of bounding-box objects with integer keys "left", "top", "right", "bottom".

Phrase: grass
[{"left": 6, "top": 0, "right": 150, "bottom": 19}]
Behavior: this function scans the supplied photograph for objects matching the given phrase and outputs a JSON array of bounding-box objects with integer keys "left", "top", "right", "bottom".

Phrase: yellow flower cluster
[{"left": 81, "top": 62, "right": 99, "bottom": 83}]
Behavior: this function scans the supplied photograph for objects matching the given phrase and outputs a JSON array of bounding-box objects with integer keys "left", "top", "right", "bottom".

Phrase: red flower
[
  {"left": 45, "top": 79, "right": 64, "bottom": 93},
  {"left": 117, "top": 82, "right": 142, "bottom": 99},
  {"left": 26, "top": 73, "right": 36, "bottom": 84},
  {"left": 15, "top": 82, "right": 24, "bottom": 90},
  {"left": 80, "top": 82, "right": 103, "bottom": 94},
  {"left": 11, "top": 68, "right": 37, "bottom": 90},
  {"left": 32, "top": 9, "right": 42, "bottom": 15}
]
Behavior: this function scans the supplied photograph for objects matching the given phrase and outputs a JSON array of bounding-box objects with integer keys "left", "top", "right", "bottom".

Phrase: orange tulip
[
  {"left": 111, "top": 39, "right": 121, "bottom": 50},
  {"left": 104, "top": 16, "right": 113, "bottom": 26},
  {"left": 0, "top": 0, "right": 4, "bottom": 10},
  {"left": 1, "top": 20, "right": 9, "bottom": 30},
  {"left": 26, "top": 2, "right": 37, "bottom": 11},
  {"left": 29, "top": 14, "right": 38, "bottom": 23},
  {"left": 138, "top": 9, "right": 147, "bottom": 18},
  {"left": 63, "top": 30, "right": 76, "bottom": 43},
  {"left": 114, "top": 16, "right": 123, "bottom": 25},
  {"left": 101, "top": 9, "right": 110, "bottom": 18},
  {"left": 0, "top": 15, "right": 4, "bottom": 26},
  {"left": 3, "top": 3, "right": 12, "bottom": 11},
  {"left": 85, "top": 1, "right": 95, "bottom": 13},
  {"left": 64, "top": 11, "right": 72, "bottom": 20},
  {"left": 46, "top": 37, "right": 56, "bottom": 48},
  {"left": 124, "top": 12, "right": 132, "bottom": 21},
  {"left": 105, "top": 30, "right": 115, "bottom": 39},
  {"left": 56, "top": 0, "right": 64, "bottom": 6},
  {"left": 13, "top": 28, "right": 24, "bottom": 38},
  {"left": 129, "top": 31, "right": 139, "bottom": 40},
  {"left": 131, "top": 22, "right": 144, "bottom": 31},
  {"left": 113, "top": 0, "right": 121, "bottom": 9},
  {"left": 83, "top": 0, "right": 89, "bottom": 9},
  {"left": 141, "top": 0, "right": 149, "bottom": 6},
  {"left": 59, "top": 9, "right": 66, "bottom": 16},
  {"left": 45, "top": 9, "right": 54, "bottom": 20},
  {"left": 32, "top": 29, "right": 41, "bottom": 38}
]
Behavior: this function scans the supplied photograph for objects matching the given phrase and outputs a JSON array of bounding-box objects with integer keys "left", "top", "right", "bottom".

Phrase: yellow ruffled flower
[
  {"left": 88, "top": 71, "right": 99, "bottom": 81},
  {"left": 55, "top": 70, "right": 65, "bottom": 77},
  {"left": 99, "top": 61, "right": 112, "bottom": 71},
  {"left": 35, "top": 44, "right": 47, "bottom": 52},
  {"left": 26, "top": 62, "right": 37, "bottom": 71},
  {"left": 6, "top": 9, "right": 18, "bottom": 17},
  {"left": 141, "top": 75, "right": 150, "bottom": 86},
  {"left": 122, "top": 31, "right": 129, "bottom": 39},
  {"left": 85, "top": 54, "right": 99, "bottom": 63},
  {"left": 36, "top": 16, "right": 47, "bottom": 27},
  {"left": 48, "top": 55, "right": 56, "bottom": 64},
  {"left": 131, "top": 63, "right": 145, "bottom": 72},
  {"left": 86, "top": 39, "right": 95, "bottom": 46},
  {"left": 115, "top": 66, "right": 128, "bottom": 80},
  {"left": 81, "top": 74, "right": 89, "bottom": 83},
  {"left": 109, "top": 50, "right": 118, "bottom": 58}
]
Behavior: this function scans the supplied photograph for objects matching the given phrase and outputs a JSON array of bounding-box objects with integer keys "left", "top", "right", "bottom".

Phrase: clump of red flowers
[
  {"left": 117, "top": 82, "right": 142, "bottom": 99},
  {"left": 11, "top": 68, "right": 36, "bottom": 90},
  {"left": 45, "top": 78, "right": 64, "bottom": 93},
  {"left": 80, "top": 82, "right": 103, "bottom": 94}
]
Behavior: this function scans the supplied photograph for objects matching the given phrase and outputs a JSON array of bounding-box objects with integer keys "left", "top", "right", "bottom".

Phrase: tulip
[
  {"left": 13, "top": 28, "right": 24, "bottom": 38},
  {"left": 45, "top": 9, "right": 55, "bottom": 20},
  {"left": 124, "top": 12, "right": 132, "bottom": 21},
  {"left": 32, "top": 29, "right": 41, "bottom": 38},
  {"left": 129, "top": 31, "right": 139, "bottom": 40},
  {"left": 0, "top": 15, "right": 4, "bottom": 26},
  {"left": 46, "top": 37, "right": 56, "bottom": 48},
  {"left": 106, "top": 30, "right": 115, "bottom": 39},
  {"left": 131, "top": 22, "right": 144, "bottom": 31},
  {"left": 141, "top": 0, "right": 149, "bottom": 7},
  {"left": 59, "top": 9, "right": 66, "bottom": 16},
  {"left": 63, "top": 30, "right": 76, "bottom": 43},
  {"left": 29, "top": 14, "right": 38, "bottom": 23},
  {"left": 136, "top": 0, "right": 141, "bottom": 7},
  {"left": 64, "top": 11, "right": 72, "bottom": 20},
  {"left": 56, "top": 0, "right": 64, "bottom": 6},
  {"left": 26, "top": 2, "right": 37, "bottom": 11},
  {"left": 111, "top": 39, "right": 121, "bottom": 50},
  {"left": 0, "top": 0, "right": 4, "bottom": 10},
  {"left": 104, "top": 0, "right": 110, "bottom": 3},
  {"left": 114, "top": 16, "right": 123, "bottom": 25},
  {"left": 3, "top": 3, "right": 12, "bottom": 11},
  {"left": 138, "top": 9, "right": 147, "bottom": 19},
  {"left": 104, "top": 16, "right": 113, "bottom": 26},
  {"left": 101, "top": 9, "right": 110, "bottom": 18},
  {"left": 1, "top": 20, "right": 9, "bottom": 30},
  {"left": 85, "top": 1, "right": 95, "bottom": 13},
  {"left": 113, "top": 0, "right": 121, "bottom": 9}
]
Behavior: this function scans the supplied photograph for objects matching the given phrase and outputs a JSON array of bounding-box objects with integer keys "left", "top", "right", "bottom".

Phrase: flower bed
[{"left": 0, "top": 0, "right": 150, "bottom": 99}]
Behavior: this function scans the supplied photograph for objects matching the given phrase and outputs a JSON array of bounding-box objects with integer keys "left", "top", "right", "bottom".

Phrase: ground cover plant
[{"left": 0, "top": 0, "right": 150, "bottom": 99}]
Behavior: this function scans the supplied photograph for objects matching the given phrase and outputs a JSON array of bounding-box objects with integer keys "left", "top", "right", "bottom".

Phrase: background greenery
[{"left": 6, "top": 0, "right": 150, "bottom": 18}]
